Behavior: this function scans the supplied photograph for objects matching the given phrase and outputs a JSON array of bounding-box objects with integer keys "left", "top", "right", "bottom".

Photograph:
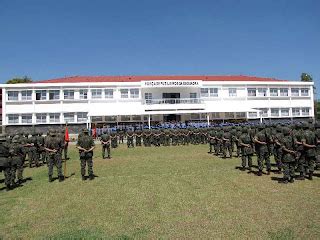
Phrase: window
[
  {"left": 105, "top": 116, "right": 117, "bottom": 121},
  {"left": 105, "top": 89, "right": 113, "bottom": 99},
  {"left": 270, "top": 88, "right": 278, "bottom": 96},
  {"left": 92, "top": 116, "right": 103, "bottom": 122},
  {"left": 271, "top": 108, "right": 279, "bottom": 117},
  {"left": 257, "top": 88, "right": 267, "bottom": 97},
  {"left": 143, "top": 115, "right": 153, "bottom": 121},
  {"left": 21, "top": 90, "right": 32, "bottom": 100},
  {"left": 64, "top": 113, "right": 74, "bottom": 123},
  {"left": 8, "top": 114, "right": 19, "bottom": 124},
  {"left": 301, "top": 88, "right": 309, "bottom": 96},
  {"left": 228, "top": 88, "right": 237, "bottom": 97},
  {"left": 281, "top": 108, "right": 289, "bottom": 116},
  {"left": 80, "top": 89, "right": 88, "bottom": 99},
  {"left": 49, "top": 113, "right": 60, "bottom": 123},
  {"left": 292, "top": 108, "right": 300, "bottom": 116},
  {"left": 21, "top": 114, "right": 32, "bottom": 124},
  {"left": 280, "top": 88, "right": 288, "bottom": 96},
  {"left": 247, "top": 88, "right": 256, "bottom": 96},
  {"left": 36, "top": 90, "right": 47, "bottom": 100},
  {"left": 259, "top": 108, "right": 268, "bottom": 117},
  {"left": 64, "top": 90, "right": 74, "bottom": 100},
  {"left": 120, "top": 89, "right": 129, "bottom": 98},
  {"left": 301, "top": 108, "right": 310, "bottom": 116},
  {"left": 209, "top": 88, "right": 218, "bottom": 97},
  {"left": 291, "top": 88, "right": 299, "bottom": 96},
  {"left": 248, "top": 112, "right": 258, "bottom": 118},
  {"left": 200, "top": 88, "right": 209, "bottom": 97},
  {"left": 77, "top": 112, "right": 87, "bottom": 122},
  {"left": 36, "top": 113, "right": 47, "bottom": 123},
  {"left": 145, "top": 93, "right": 152, "bottom": 104},
  {"left": 132, "top": 115, "right": 141, "bottom": 121},
  {"left": 49, "top": 90, "right": 60, "bottom": 100},
  {"left": 8, "top": 91, "right": 19, "bottom": 101},
  {"left": 121, "top": 115, "right": 130, "bottom": 121},
  {"left": 190, "top": 93, "right": 197, "bottom": 98},
  {"left": 236, "top": 112, "right": 246, "bottom": 118},
  {"left": 91, "top": 89, "right": 102, "bottom": 99},
  {"left": 225, "top": 112, "right": 234, "bottom": 118},
  {"left": 190, "top": 113, "right": 200, "bottom": 120},
  {"left": 130, "top": 89, "right": 139, "bottom": 98}
]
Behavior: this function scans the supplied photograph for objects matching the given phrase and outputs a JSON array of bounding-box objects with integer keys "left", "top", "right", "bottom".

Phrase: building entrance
[{"left": 162, "top": 93, "right": 180, "bottom": 104}]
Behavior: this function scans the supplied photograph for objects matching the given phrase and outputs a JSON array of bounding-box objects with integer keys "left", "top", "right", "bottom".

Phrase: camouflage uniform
[
  {"left": 127, "top": 131, "right": 134, "bottom": 148},
  {"left": 254, "top": 127, "right": 271, "bottom": 175},
  {"left": 101, "top": 131, "right": 111, "bottom": 159},
  {"left": 222, "top": 128, "right": 232, "bottom": 158},
  {"left": 28, "top": 132, "right": 40, "bottom": 167},
  {"left": 279, "top": 127, "right": 296, "bottom": 183},
  {"left": 239, "top": 127, "right": 253, "bottom": 171},
  {"left": 10, "top": 135, "right": 24, "bottom": 186},
  {"left": 77, "top": 129, "right": 95, "bottom": 180},
  {"left": 135, "top": 130, "right": 142, "bottom": 146},
  {"left": 111, "top": 132, "right": 118, "bottom": 148},
  {"left": 293, "top": 124, "right": 306, "bottom": 180},
  {"left": 44, "top": 130, "right": 64, "bottom": 182},
  {"left": 302, "top": 124, "right": 317, "bottom": 180},
  {"left": 207, "top": 130, "right": 215, "bottom": 154},
  {"left": 0, "top": 134, "right": 13, "bottom": 190},
  {"left": 273, "top": 125, "right": 284, "bottom": 173}
]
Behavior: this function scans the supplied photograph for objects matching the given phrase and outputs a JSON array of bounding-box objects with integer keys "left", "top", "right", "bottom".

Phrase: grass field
[{"left": 0, "top": 144, "right": 320, "bottom": 239}]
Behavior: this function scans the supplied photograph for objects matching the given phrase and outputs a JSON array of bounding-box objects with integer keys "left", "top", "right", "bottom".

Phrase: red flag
[{"left": 65, "top": 126, "right": 70, "bottom": 142}]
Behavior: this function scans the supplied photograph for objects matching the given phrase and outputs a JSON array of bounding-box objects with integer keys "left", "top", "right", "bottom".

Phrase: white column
[
  {"left": 148, "top": 115, "right": 151, "bottom": 129},
  {"left": 207, "top": 113, "right": 210, "bottom": 126}
]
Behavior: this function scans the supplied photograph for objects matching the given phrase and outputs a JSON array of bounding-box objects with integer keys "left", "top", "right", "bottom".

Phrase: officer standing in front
[{"left": 76, "top": 128, "right": 95, "bottom": 180}]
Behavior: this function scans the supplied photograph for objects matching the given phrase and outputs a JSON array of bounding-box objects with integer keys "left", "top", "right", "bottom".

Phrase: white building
[{"left": 0, "top": 75, "right": 314, "bottom": 131}]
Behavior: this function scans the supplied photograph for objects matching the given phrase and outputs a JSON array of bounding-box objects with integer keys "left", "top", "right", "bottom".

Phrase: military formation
[{"left": 1, "top": 121, "right": 319, "bottom": 191}]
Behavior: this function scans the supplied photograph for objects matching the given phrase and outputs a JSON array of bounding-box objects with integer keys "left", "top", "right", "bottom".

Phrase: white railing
[{"left": 143, "top": 98, "right": 203, "bottom": 105}]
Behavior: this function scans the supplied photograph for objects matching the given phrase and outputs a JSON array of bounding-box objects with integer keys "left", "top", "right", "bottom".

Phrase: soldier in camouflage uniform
[
  {"left": 302, "top": 123, "right": 317, "bottom": 180},
  {"left": 315, "top": 122, "right": 320, "bottom": 170},
  {"left": 100, "top": 130, "right": 111, "bottom": 159},
  {"left": 111, "top": 132, "right": 118, "bottom": 148},
  {"left": 10, "top": 135, "right": 24, "bottom": 186},
  {"left": 37, "top": 132, "right": 46, "bottom": 164},
  {"left": 279, "top": 127, "right": 296, "bottom": 183},
  {"left": 222, "top": 127, "right": 232, "bottom": 158},
  {"left": 44, "top": 129, "right": 64, "bottom": 182},
  {"left": 76, "top": 128, "right": 95, "bottom": 180},
  {"left": 118, "top": 130, "right": 124, "bottom": 144},
  {"left": 153, "top": 130, "right": 161, "bottom": 147},
  {"left": 273, "top": 125, "right": 284, "bottom": 174},
  {"left": 26, "top": 132, "right": 40, "bottom": 168},
  {"left": 293, "top": 123, "right": 305, "bottom": 180},
  {"left": 254, "top": 126, "right": 271, "bottom": 176},
  {"left": 234, "top": 127, "right": 242, "bottom": 158},
  {"left": 163, "top": 129, "right": 171, "bottom": 146},
  {"left": 0, "top": 134, "right": 14, "bottom": 190},
  {"left": 135, "top": 130, "right": 143, "bottom": 146},
  {"left": 239, "top": 127, "right": 253, "bottom": 171},
  {"left": 127, "top": 131, "right": 134, "bottom": 148},
  {"left": 207, "top": 129, "right": 215, "bottom": 154}
]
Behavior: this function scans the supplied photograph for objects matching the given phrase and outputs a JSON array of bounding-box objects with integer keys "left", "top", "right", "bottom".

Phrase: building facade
[{"left": 0, "top": 75, "right": 314, "bottom": 132}]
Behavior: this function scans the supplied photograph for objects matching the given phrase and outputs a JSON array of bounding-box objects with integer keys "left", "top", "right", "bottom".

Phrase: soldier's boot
[
  {"left": 107, "top": 155, "right": 111, "bottom": 159},
  {"left": 59, "top": 176, "right": 65, "bottom": 182},
  {"left": 102, "top": 154, "right": 105, "bottom": 159},
  {"left": 248, "top": 167, "right": 252, "bottom": 172},
  {"left": 240, "top": 167, "right": 246, "bottom": 171},
  {"left": 257, "top": 170, "right": 262, "bottom": 176},
  {"left": 17, "top": 179, "right": 23, "bottom": 185},
  {"left": 296, "top": 172, "right": 305, "bottom": 180},
  {"left": 289, "top": 177, "right": 294, "bottom": 183},
  {"left": 82, "top": 175, "right": 86, "bottom": 181},
  {"left": 89, "top": 174, "right": 94, "bottom": 180},
  {"left": 266, "top": 169, "right": 271, "bottom": 175},
  {"left": 49, "top": 176, "right": 54, "bottom": 182},
  {"left": 278, "top": 178, "right": 289, "bottom": 184},
  {"left": 308, "top": 171, "right": 313, "bottom": 180}
]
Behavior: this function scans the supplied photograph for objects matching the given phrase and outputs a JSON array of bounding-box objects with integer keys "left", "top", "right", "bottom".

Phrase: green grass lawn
[{"left": 1, "top": 144, "right": 319, "bottom": 239}]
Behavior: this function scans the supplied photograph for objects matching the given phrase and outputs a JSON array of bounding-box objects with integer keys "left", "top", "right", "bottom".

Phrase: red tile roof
[{"left": 34, "top": 75, "right": 288, "bottom": 84}]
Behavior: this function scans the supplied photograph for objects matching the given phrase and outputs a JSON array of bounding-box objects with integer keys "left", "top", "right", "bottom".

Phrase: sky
[{"left": 0, "top": 0, "right": 319, "bottom": 96}]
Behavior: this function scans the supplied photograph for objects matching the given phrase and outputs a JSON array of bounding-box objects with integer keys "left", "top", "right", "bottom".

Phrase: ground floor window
[
  {"left": 50, "top": 113, "right": 60, "bottom": 123},
  {"left": 36, "top": 113, "right": 47, "bottom": 123},
  {"left": 8, "top": 114, "right": 19, "bottom": 124},
  {"left": 21, "top": 114, "right": 32, "bottom": 124}
]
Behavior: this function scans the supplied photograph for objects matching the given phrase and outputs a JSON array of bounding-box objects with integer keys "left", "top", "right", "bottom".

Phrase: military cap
[
  {"left": 282, "top": 127, "right": 291, "bottom": 136},
  {"left": 242, "top": 127, "right": 248, "bottom": 133},
  {"left": 0, "top": 134, "right": 7, "bottom": 141},
  {"left": 12, "top": 135, "right": 20, "bottom": 143},
  {"left": 82, "top": 128, "right": 89, "bottom": 133}
]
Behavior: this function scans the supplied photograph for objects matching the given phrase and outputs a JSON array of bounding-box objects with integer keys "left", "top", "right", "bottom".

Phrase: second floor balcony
[{"left": 143, "top": 98, "right": 203, "bottom": 105}]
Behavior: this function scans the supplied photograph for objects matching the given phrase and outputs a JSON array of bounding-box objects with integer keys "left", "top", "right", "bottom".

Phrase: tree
[
  {"left": 301, "top": 73, "right": 313, "bottom": 82},
  {"left": 6, "top": 76, "right": 32, "bottom": 84}
]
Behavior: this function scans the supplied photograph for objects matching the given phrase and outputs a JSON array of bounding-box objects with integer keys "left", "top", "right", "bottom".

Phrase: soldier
[
  {"left": 315, "top": 122, "right": 320, "bottom": 170},
  {"left": 222, "top": 127, "right": 232, "bottom": 158},
  {"left": 61, "top": 129, "right": 70, "bottom": 160},
  {"left": 239, "top": 127, "right": 253, "bottom": 171},
  {"left": 44, "top": 129, "right": 64, "bottom": 182},
  {"left": 100, "top": 130, "right": 111, "bottom": 159},
  {"left": 273, "top": 125, "right": 284, "bottom": 174},
  {"left": 153, "top": 130, "right": 161, "bottom": 147},
  {"left": 110, "top": 131, "right": 118, "bottom": 148},
  {"left": 293, "top": 123, "right": 306, "bottom": 180},
  {"left": 9, "top": 135, "right": 24, "bottom": 187},
  {"left": 76, "top": 128, "right": 95, "bottom": 180},
  {"left": 279, "top": 127, "right": 296, "bottom": 184},
  {"left": 118, "top": 130, "right": 124, "bottom": 144},
  {"left": 37, "top": 131, "right": 46, "bottom": 164},
  {"left": 207, "top": 129, "right": 215, "bottom": 154},
  {"left": 127, "top": 131, "right": 134, "bottom": 148},
  {"left": 302, "top": 123, "right": 317, "bottom": 180},
  {"left": 135, "top": 130, "right": 143, "bottom": 146},
  {"left": 234, "top": 126, "right": 242, "bottom": 158},
  {"left": 0, "top": 134, "right": 13, "bottom": 190},
  {"left": 254, "top": 125, "right": 271, "bottom": 176},
  {"left": 163, "top": 129, "right": 171, "bottom": 146},
  {"left": 27, "top": 132, "right": 40, "bottom": 168}
]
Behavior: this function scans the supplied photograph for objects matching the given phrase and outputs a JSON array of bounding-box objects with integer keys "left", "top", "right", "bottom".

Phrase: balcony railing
[{"left": 144, "top": 98, "right": 204, "bottom": 105}]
